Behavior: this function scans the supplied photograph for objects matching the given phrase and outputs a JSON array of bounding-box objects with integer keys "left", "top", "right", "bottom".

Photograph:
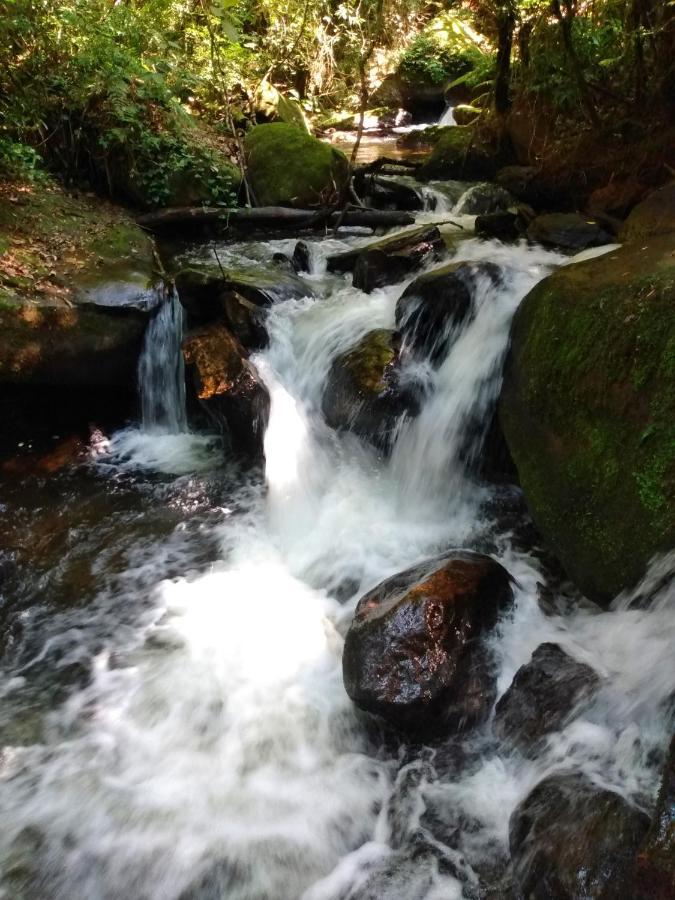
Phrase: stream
[{"left": 0, "top": 208, "right": 673, "bottom": 899}]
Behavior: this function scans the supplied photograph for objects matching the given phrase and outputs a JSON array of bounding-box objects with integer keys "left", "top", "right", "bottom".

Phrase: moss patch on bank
[{"left": 500, "top": 236, "right": 675, "bottom": 602}]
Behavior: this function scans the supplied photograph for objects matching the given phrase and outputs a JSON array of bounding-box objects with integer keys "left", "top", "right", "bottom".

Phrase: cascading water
[
  {"left": 438, "top": 104, "right": 456, "bottom": 126},
  {"left": 138, "top": 285, "right": 188, "bottom": 434},
  {"left": 0, "top": 226, "right": 672, "bottom": 900}
]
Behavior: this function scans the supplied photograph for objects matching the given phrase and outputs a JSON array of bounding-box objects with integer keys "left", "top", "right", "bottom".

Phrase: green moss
[
  {"left": 417, "top": 127, "right": 506, "bottom": 181},
  {"left": 245, "top": 123, "right": 349, "bottom": 208},
  {"left": 500, "top": 234, "right": 675, "bottom": 602},
  {"left": 343, "top": 329, "right": 396, "bottom": 393}
]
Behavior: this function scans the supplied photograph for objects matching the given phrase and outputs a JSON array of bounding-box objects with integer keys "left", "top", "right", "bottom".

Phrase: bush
[{"left": 398, "top": 36, "right": 475, "bottom": 86}]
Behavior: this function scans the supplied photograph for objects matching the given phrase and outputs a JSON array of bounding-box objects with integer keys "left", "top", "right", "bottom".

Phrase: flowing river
[{"left": 0, "top": 221, "right": 672, "bottom": 899}]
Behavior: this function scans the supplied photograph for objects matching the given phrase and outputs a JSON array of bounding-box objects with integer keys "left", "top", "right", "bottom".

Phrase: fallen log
[{"left": 136, "top": 206, "right": 415, "bottom": 234}]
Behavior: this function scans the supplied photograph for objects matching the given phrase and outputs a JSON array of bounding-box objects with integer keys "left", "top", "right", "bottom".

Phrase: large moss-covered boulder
[
  {"left": 417, "top": 127, "right": 509, "bottom": 181},
  {"left": 500, "top": 235, "right": 675, "bottom": 603},
  {"left": 245, "top": 123, "right": 349, "bottom": 208}
]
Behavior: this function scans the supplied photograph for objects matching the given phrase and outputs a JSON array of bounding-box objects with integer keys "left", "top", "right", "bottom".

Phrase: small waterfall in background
[
  {"left": 138, "top": 285, "right": 187, "bottom": 434},
  {"left": 438, "top": 103, "right": 456, "bottom": 126}
]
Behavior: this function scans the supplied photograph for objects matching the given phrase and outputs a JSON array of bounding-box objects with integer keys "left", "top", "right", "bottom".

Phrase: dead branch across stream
[{"left": 136, "top": 205, "right": 416, "bottom": 235}]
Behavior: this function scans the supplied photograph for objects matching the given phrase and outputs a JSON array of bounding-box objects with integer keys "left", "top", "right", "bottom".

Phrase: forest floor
[{"left": 0, "top": 181, "right": 150, "bottom": 308}]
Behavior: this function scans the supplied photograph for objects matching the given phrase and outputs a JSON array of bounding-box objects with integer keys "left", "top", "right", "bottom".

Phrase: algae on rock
[
  {"left": 500, "top": 235, "right": 675, "bottom": 603},
  {"left": 245, "top": 123, "right": 349, "bottom": 208}
]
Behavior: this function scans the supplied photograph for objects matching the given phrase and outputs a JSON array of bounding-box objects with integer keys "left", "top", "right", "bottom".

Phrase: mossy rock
[
  {"left": 245, "top": 123, "right": 349, "bottom": 208},
  {"left": 395, "top": 125, "right": 450, "bottom": 150},
  {"left": 322, "top": 328, "right": 420, "bottom": 449},
  {"left": 620, "top": 182, "right": 675, "bottom": 243},
  {"left": 417, "top": 127, "right": 507, "bottom": 181},
  {"left": 500, "top": 235, "right": 675, "bottom": 603}
]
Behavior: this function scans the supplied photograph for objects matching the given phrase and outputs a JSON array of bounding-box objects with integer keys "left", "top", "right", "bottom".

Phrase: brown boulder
[
  {"left": 182, "top": 324, "right": 269, "bottom": 457},
  {"left": 342, "top": 550, "right": 513, "bottom": 732}
]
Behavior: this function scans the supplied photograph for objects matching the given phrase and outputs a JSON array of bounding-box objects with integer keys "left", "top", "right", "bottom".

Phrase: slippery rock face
[
  {"left": 499, "top": 234, "right": 675, "bottom": 603},
  {"left": 245, "top": 123, "right": 349, "bottom": 208},
  {"left": 634, "top": 735, "right": 675, "bottom": 900},
  {"left": 322, "top": 329, "right": 420, "bottom": 450},
  {"left": 453, "top": 183, "right": 514, "bottom": 216},
  {"left": 182, "top": 323, "right": 269, "bottom": 457},
  {"left": 493, "top": 643, "right": 600, "bottom": 755},
  {"left": 396, "top": 261, "right": 501, "bottom": 361},
  {"left": 510, "top": 774, "right": 650, "bottom": 900},
  {"left": 327, "top": 225, "right": 445, "bottom": 294},
  {"left": 342, "top": 550, "right": 513, "bottom": 732}
]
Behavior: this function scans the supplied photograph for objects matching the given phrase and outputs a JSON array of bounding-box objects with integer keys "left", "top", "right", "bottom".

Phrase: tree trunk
[
  {"left": 551, "top": 0, "right": 601, "bottom": 128},
  {"left": 494, "top": 1, "right": 516, "bottom": 114}
]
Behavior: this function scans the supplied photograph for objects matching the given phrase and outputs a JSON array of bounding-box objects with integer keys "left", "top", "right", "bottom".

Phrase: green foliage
[
  {"left": 398, "top": 36, "right": 475, "bottom": 86},
  {"left": 0, "top": 140, "right": 46, "bottom": 183}
]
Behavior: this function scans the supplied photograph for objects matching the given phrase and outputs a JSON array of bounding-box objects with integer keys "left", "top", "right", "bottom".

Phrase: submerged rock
[
  {"left": 634, "top": 734, "right": 675, "bottom": 900},
  {"left": 322, "top": 329, "right": 420, "bottom": 449},
  {"left": 395, "top": 261, "right": 501, "bottom": 361},
  {"left": 510, "top": 774, "right": 650, "bottom": 899},
  {"left": 620, "top": 181, "right": 675, "bottom": 242},
  {"left": 499, "top": 234, "right": 675, "bottom": 603},
  {"left": 526, "top": 213, "right": 613, "bottom": 251},
  {"left": 493, "top": 642, "right": 600, "bottom": 755},
  {"left": 327, "top": 225, "right": 445, "bottom": 293},
  {"left": 245, "top": 123, "right": 349, "bottom": 208},
  {"left": 342, "top": 550, "right": 513, "bottom": 732},
  {"left": 182, "top": 323, "right": 269, "bottom": 457}
]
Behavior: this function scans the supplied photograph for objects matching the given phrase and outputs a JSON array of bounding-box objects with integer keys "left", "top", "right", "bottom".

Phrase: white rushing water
[{"left": 0, "top": 230, "right": 673, "bottom": 900}]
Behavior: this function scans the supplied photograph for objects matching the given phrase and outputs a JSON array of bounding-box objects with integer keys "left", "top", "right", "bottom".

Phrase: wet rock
[
  {"left": 395, "top": 261, "right": 502, "bottom": 361},
  {"left": 327, "top": 225, "right": 445, "bottom": 294},
  {"left": 620, "top": 181, "right": 675, "bottom": 242},
  {"left": 359, "top": 176, "right": 425, "bottom": 212},
  {"left": 510, "top": 774, "right": 650, "bottom": 900},
  {"left": 182, "top": 323, "right": 269, "bottom": 457},
  {"left": 475, "top": 211, "right": 526, "bottom": 242},
  {"left": 342, "top": 549, "right": 513, "bottom": 732},
  {"left": 454, "top": 183, "right": 514, "bottom": 216},
  {"left": 634, "top": 734, "right": 675, "bottom": 900},
  {"left": 499, "top": 234, "right": 675, "bottom": 602},
  {"left": 395, "top": 125, "right": 448, "bottom": 151},
  {"left": 175, "top": 266, "right": 313, "bottom": 350},
  {"left": 271, "top": 252, "right": 296, "bottom": 273},
  {"left": 526, "top": 213, "right": 614, "bottom": 251},
  {"left": 292, "top": 240, "right": 311, "bottom": 273},
  {"left": 493, "top": 643, "right": 600, "bottom": 755},
  {"left": 245, "top": 123, "right": 349, "bottom": 208},
  {"left": 322, "top": 329, "right": 420, "bottom": 449}
]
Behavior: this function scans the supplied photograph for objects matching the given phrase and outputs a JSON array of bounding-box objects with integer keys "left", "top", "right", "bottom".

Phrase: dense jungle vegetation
[{"left": 1, "top": 0, "right": 673, "bottom": 208}]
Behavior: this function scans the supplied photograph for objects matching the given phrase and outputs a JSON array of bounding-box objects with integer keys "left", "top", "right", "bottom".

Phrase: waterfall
[
  {"left": 0, "top": 232, "right": 672, "bottom": 900},
  {"left": 138, "top": 285, "right": 187, "bottom": 434},
  {"left": 438, "top": 103, "right": 456, "bottom": 126}
]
